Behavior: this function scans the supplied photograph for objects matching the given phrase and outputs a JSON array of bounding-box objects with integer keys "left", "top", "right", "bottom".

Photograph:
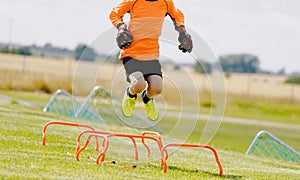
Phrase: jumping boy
[{"left": 109, "top": 0, "right": 193, "bottom": 121}]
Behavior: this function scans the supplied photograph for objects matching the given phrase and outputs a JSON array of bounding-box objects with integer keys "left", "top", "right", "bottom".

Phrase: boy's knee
[
  {"left": 148, "top": 83, "right": 162, "bottom": 97},
  {"left": 148, "top": 84, "right": 162, "bottom": 96},
  {"left": 147, "top": 75, "right": 163, "bottom": 96},
  {"left": 129, "top": 72, "right": 146, "bottom": 93},
  {"left": 131, "top": 80, "right": 146, "bottom": 93}
]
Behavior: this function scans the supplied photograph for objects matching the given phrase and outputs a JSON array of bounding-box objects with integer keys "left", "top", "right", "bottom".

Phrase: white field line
[{"left": 0, "top": 94, "right": 38, "bottom": 108}]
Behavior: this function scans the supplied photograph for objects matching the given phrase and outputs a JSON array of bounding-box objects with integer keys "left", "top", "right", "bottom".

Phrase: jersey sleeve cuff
[{"left": 116, "top": 22, "right": 125, "bottom": 29}]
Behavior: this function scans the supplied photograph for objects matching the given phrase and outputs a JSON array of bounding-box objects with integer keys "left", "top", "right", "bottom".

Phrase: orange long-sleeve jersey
[{"left": 109, "top": 0, "right": 184, "bottom": 61}]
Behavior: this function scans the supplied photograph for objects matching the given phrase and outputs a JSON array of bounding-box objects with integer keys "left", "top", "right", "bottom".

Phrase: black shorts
[{"left": 123, "top": 57, "right": 162, "bottom": 82}]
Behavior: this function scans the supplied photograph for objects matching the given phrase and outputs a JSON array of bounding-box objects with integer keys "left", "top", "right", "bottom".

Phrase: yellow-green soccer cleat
[
  {"left": 121, "top": 88, "right": 136, "bottom": 118},
  {"left": 144, "top": 98, "right": 159, "bottom": 121}
]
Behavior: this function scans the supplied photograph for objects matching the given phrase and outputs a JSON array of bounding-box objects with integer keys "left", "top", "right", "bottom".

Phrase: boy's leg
[
  {"left": 142, "top": 75, "right": 162, "bottom": 121},
  {"left": 129, "top": 72, "right": 147, "bottom": 95},
  {"left": 122, "top": 71, "right": 146, "bottom": 117},
  {"left": 145, "top": 75, "right": 163, "bottom": 98}
]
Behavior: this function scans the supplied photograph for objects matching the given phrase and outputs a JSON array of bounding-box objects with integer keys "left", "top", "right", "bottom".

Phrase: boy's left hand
[
  {"left": 178, "top": 32, "right": 193, "bottom": 53},
  {"left": 177, "top": 26, "right": 193, "bottom": 53}
]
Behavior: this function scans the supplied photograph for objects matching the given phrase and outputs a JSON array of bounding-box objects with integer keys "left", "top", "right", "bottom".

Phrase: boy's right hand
[{"left": 116, "top": 23, "right": 133, "bottom": 49}]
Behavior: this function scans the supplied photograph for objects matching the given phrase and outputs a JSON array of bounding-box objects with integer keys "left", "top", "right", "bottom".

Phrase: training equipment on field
[
  {"left": 42, "top": 121, "right": 223, "bottom": 176},
  {"left": 246, "top": 130, "right": 300, "bottom": 163},
  {"left": 42, "top": 121, "right": 99, "bottom": 151},
  {"left": 161, "top": 143, "right": 223, "bottom": 174},
  {"left": 43, "top": 86, "right": 162, "bottom": 133},
  {"left": 43, "top": 89, "right": 102, "bottom": 122},
  {"left": 43, "top": 89, "right": 81, "bottom": 117}
]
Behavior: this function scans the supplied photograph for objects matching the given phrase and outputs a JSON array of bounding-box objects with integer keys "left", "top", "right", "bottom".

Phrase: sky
[{"left": 0, "top": 0, "right": 299, "bottom": 73}]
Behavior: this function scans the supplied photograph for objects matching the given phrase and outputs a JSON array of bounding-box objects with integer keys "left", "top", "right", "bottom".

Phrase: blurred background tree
[
  {"left": 0, "top": 46, "right": 32, "bottom": 56},
  {"left": 194, "top": 60, "right": 212, "bottom": 74},
  {"left": 74, "top": 44, "right": 97, "bottom": 61},
  {"left": 285, "top": 75, "right": 300, "bottom": 85},
  {"left": 219, "top": 54, "right": 260, "bottom": 73}
]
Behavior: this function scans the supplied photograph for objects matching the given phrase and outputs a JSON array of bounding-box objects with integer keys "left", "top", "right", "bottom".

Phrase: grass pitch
[{"left": 0, "top": 96, "right": 299, "bottom": 179}]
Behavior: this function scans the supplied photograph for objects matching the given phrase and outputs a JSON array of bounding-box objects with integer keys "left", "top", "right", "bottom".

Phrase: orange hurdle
[
  {"left": 141, "top": 131, "right": 167, "bottom": 158},
  {"left": 75, "top": 131, "right": 137, "bottom": 162},
  {"left": 75, "top": 133, "right": 108, "bottom": 163},
  {"left": 160, "top": 143, "right": 223, "bottom": 176},
  {"left": 42, "top": 121, "right": 99, "bottom": 151},
  {"left": 76, "top": 130, "right": 165, "bottom": 164},
  {"left": 76, "top": 130, "right": 112, "bottom": 154},
  {"left": 41, "top": 121, "right": 223, "bottom": 176}
]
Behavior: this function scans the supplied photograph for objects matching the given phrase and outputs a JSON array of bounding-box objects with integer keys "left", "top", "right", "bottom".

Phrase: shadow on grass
[
  {"left": 195, "top": 169, "right": 243, "bottom": 179},
  {"left": 145, "top": 163, "right": 242, "bottom": 179},
  {"left": 167, "top": 165, "right": 243, "bottom": 179}
]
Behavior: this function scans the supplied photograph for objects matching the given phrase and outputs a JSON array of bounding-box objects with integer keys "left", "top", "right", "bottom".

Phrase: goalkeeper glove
[
  {"left": 177, "top": 26, "right": 193, "bottom": 53},
  {"left": 116, "top": 23, "right": 133, "bottom": 49}
]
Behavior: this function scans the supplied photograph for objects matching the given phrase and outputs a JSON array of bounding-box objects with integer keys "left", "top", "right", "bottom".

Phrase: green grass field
[{"left": 0, "top": 92, "right": 299, "bottom": 179}]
